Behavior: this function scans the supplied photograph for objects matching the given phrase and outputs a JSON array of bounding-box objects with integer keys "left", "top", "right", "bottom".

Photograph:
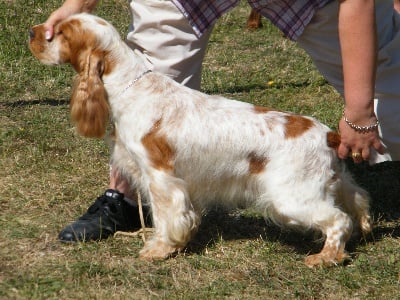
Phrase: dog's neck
[
  {"left": 121, "top": 69, "right": 152, "bottom": 94},
  {"left": 102, "top": 41, "right": 150, "bottom": 99}
]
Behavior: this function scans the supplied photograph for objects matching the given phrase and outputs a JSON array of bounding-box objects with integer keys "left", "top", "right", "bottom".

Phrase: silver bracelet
[{"left": 342, "top": 111, "right": 380, "bottom": 133}]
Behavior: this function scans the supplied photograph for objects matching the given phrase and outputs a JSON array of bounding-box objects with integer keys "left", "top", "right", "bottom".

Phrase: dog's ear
[{"left": 70, "top": 51, "right": 109, "bottom": 138}]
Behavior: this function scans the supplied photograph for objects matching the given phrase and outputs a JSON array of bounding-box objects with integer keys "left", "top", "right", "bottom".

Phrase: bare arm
[
  {"left": 337, "top": 0, "right": 385, "bottom": 161},
  {"left": 44, "top": 0, "right": 99, "bottom": 40},
  {"left": 395, "top": 0, "right": 400, "bottom": 13}
]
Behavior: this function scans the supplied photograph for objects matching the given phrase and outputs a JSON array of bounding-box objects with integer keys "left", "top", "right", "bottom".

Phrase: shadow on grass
[
  {"left": 5, "top": 98, "right": 396, "bottom": 257},
  {"left": 187, "top": 209, "right": 323, "bottom": 256},
  {"left": 1, "top": 98, "right": 68, "bottom": 107},
  {"left": 347, "top": 159, "right": 400, "bottom": 246},
  {"left": 201, "top": 79, "right": 320, "bottom": 95},
  {"left": 346, "top": 160, "right": 400, "bottom": 221}
]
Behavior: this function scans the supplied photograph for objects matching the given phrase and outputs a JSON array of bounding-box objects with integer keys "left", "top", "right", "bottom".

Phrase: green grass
[{"left": 1, "top": 1, "right": 400, "bottom": 299}]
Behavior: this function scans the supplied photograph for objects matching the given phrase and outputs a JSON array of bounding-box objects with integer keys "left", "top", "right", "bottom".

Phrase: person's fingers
[
  {"left": 44, "top": 27, "right": 53, "bottom": 41},
  {"left": 43, "top": 8, "right": 70, "bottom": 40},
  {"left": 372, "top": 138, "right": 386, "bottom": 155},
  {"left": 43, "top": 20, "right": 56, "bottom": 40},
  {"left": 337, "top": 142, "right": 350, "bottom": 160},
  {"left": 361, "top": 148, "right": 370, "bottom": 161}
]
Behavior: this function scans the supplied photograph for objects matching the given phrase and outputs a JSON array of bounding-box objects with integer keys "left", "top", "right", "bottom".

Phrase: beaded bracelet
[{"left": 342, "top": 111, "right": 380, "bottom": 133}]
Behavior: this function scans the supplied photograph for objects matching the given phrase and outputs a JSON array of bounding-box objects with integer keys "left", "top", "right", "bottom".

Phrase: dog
[
  {"left": 29, "top": 13, "right": 371, "bottom": 267},
  {"left": 247, "top": 9, "right": 262, "bottom": 30}
]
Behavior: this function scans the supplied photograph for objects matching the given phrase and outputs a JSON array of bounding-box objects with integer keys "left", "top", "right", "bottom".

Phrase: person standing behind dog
[{"left": 43, "top": 0, "right": 400, "bottom": 243}]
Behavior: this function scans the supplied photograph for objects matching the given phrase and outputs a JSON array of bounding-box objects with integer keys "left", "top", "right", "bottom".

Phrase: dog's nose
[{"left": 29, "top": 29, "right": 35, "bottom": 40}]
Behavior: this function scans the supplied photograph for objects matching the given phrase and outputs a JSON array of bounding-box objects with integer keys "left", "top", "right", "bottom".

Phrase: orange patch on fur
[
  {"left": 253, "top": 105, "right": 273, "bottom": 114},
  {"left": 57, "top": 19, "right": 114, "bottom": 75},
  {"left": 284, "top": 115, "right": 314, "bottom": 138},
  {"left": 327, "top": 131, "right": 341, "bottom": 149},
  {"left": 304, "top": 243, "right": 341, "bottom": 267},
  {"left": 142, "top": 120, "right": 175, "bottom": 171},
  {"left": 248, "top": 152, "right": 268, "bottom": 174}
]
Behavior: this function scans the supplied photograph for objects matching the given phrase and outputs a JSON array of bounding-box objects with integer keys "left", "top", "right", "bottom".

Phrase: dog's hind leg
[
  {"left": 139, "top": 172, "right": 200, "bottom": 260},
  {"left": 269, "top": 199, "right": 354, "bottom": 267},
  {"left": 262, "top": 173, "right": 355, "bottom": 267},
  {"left": 303, "top": 208, "right": 353, "bottom": 267}
]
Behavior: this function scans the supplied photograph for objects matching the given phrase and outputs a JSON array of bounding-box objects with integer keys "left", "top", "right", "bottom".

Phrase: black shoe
[{"left": 58, "top": 189, "right": 152, "bottom": 242}]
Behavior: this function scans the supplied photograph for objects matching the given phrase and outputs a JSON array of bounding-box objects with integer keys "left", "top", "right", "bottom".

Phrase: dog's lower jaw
[{"left": 139, "top": 238, "right": 182, "bottom": 261}]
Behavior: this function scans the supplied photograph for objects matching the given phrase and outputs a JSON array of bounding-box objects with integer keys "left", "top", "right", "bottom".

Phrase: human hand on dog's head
[
  {"left": 44, "top": 10, "right": 72, "bottom": 41},
  {"left": 43, "top": 0, "right": 98, "bottom": 40}
]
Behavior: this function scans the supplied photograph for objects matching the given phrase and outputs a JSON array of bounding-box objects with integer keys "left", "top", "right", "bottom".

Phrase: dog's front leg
[{"left": 139, "top": 173, "right": 200, "bottom": 260}]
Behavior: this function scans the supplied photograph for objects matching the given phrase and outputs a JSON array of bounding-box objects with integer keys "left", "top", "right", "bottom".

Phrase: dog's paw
[
  {"left": 139, "top": 239, "right": 180, "bottom": 261},
  {"left": 304, "top": 254, "right": 337, "bottom": 267},
  {"left": 304, "top": 250, "right": 350, "bottom": 268}
]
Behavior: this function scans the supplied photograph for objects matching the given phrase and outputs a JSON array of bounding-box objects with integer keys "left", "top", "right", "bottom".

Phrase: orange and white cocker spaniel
[{"left": 29, "top": 14, "right": 371, "bottom": 267}]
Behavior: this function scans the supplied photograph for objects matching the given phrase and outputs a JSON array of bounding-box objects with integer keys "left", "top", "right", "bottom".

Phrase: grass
[{"left": 1, "top": 0, "right": 400, "bottom": 299}]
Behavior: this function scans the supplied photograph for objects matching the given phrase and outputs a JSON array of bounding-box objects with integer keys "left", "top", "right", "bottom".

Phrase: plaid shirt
[{"left": 173, "top": 0, "right": 333, "bottom": 41}]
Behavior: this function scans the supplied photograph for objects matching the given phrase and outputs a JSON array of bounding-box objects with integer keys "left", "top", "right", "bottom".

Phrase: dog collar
[{"left": 122, "top": 69, "right": 152, "bottom": 93}]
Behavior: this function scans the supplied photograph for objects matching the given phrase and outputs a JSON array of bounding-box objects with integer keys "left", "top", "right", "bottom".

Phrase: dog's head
[{"left": 29, "top": 14, "right": 121, "bottom": 138}]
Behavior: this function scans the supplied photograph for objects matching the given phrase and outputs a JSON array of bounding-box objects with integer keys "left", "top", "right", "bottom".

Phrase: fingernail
[{"left": 45, "top": 31, "right": 51, "bottom": 40}]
